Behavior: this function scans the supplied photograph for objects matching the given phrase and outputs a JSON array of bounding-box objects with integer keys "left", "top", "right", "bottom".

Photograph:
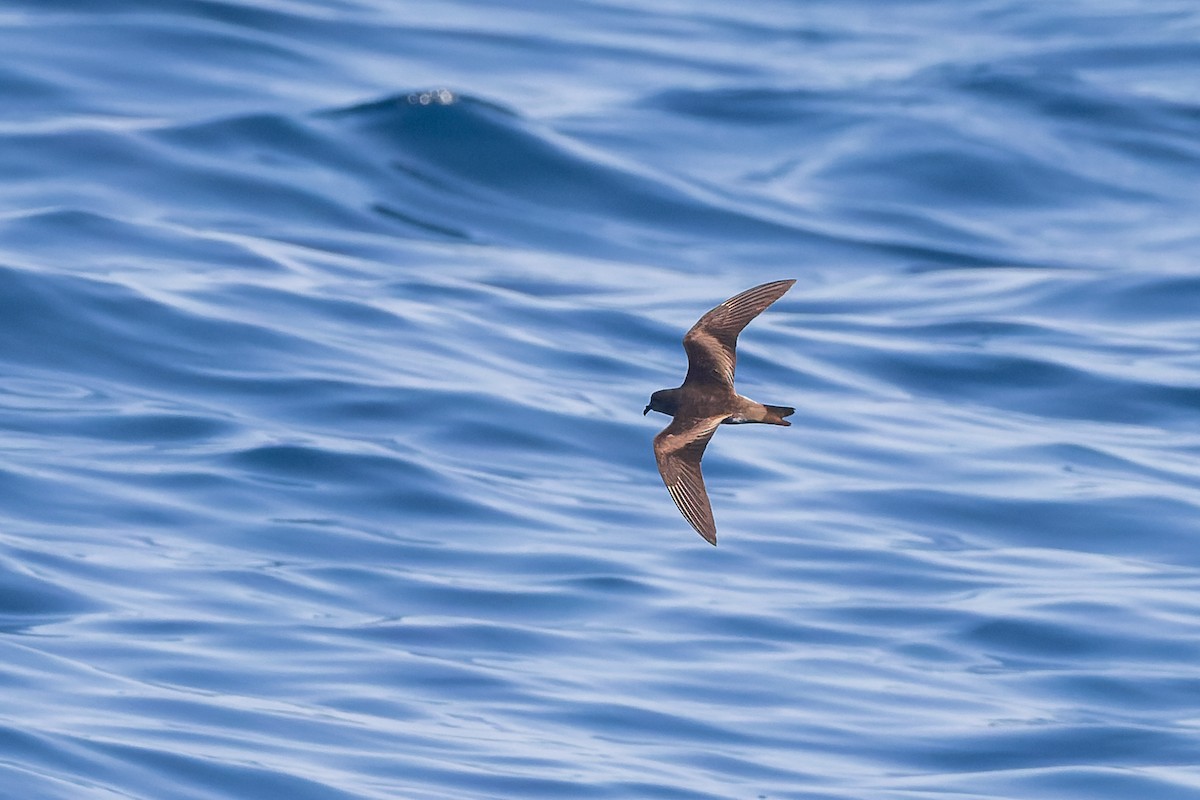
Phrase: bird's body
[{"left": 644, "top": 279, "right": 796, "bottom": 544}]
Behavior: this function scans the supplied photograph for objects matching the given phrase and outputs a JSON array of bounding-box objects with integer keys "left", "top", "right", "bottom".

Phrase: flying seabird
[{"left": 643, "top": 279, "right": 796, "bottom": 545}]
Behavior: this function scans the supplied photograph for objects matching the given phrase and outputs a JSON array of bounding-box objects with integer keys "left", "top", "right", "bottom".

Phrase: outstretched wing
[
  {"left": 652, "top": 414, "right": 727, "bottom": 545},
  {"left": 682, "top": 279, "right": 795, "bottom": 389}
]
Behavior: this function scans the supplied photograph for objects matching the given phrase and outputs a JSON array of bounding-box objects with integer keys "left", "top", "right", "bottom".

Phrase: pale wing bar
[
  {"left": 682, "top": 279, "right": 796, "bottom": 388},
  {"left": 653, "top": 416, "right": 725, "bottom": 544}
]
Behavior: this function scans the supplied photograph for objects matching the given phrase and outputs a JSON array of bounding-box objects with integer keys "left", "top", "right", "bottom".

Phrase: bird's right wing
[
  {"left": 682, "top": 279, "right": 795, "bottom": 388},
  {"left": 653, "top": 414, "right": 727, "bottom": 545}
]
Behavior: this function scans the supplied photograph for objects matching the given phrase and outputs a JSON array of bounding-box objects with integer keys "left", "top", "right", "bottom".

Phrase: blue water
[{"left": 2, "top": 2, "right": 1200, "bottom": 798}]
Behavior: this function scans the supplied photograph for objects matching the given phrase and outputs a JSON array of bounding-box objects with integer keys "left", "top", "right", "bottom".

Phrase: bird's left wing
[{"left": 652, "top": 414, "right": 728, "bottom": 545}]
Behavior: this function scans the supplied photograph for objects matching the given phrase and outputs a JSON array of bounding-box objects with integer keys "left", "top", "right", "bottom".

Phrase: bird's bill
[{"left": 642, "top": 404, "right": 651, "bottom": 415}]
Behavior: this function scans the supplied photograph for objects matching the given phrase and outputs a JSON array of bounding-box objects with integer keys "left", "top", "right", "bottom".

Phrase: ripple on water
[{"left": 2, "top": 3, "right": 1200, "bottom": 800}]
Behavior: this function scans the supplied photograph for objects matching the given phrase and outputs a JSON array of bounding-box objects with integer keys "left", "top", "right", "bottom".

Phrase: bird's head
[{"left": 643, "top": 389, "right": 679, "bottom": 417}]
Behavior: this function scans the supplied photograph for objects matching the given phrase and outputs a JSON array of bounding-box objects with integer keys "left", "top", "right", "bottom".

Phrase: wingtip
[{"left": 699, "top": 529, "right": 717, "bottom": 546}]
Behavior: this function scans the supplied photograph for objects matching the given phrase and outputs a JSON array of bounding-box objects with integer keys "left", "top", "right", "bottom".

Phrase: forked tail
[{"left": 762, "top": 404, "right": 795, "bottom": 426}]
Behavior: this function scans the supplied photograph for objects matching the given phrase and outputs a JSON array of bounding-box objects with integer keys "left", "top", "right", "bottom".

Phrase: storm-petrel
[{"left": 643, "top": 279, "right": 796, "bottom": 544}]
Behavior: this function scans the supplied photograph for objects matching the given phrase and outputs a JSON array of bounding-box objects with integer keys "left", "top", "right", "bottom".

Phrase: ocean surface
[{"left": 2, "top": 2, "right": 1200, "bottom": 798}]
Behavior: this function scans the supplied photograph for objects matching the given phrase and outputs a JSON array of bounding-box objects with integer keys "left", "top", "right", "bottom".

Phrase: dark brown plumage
[{"left": 644, "top": 279, "right": 796, "bottom": 544}]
